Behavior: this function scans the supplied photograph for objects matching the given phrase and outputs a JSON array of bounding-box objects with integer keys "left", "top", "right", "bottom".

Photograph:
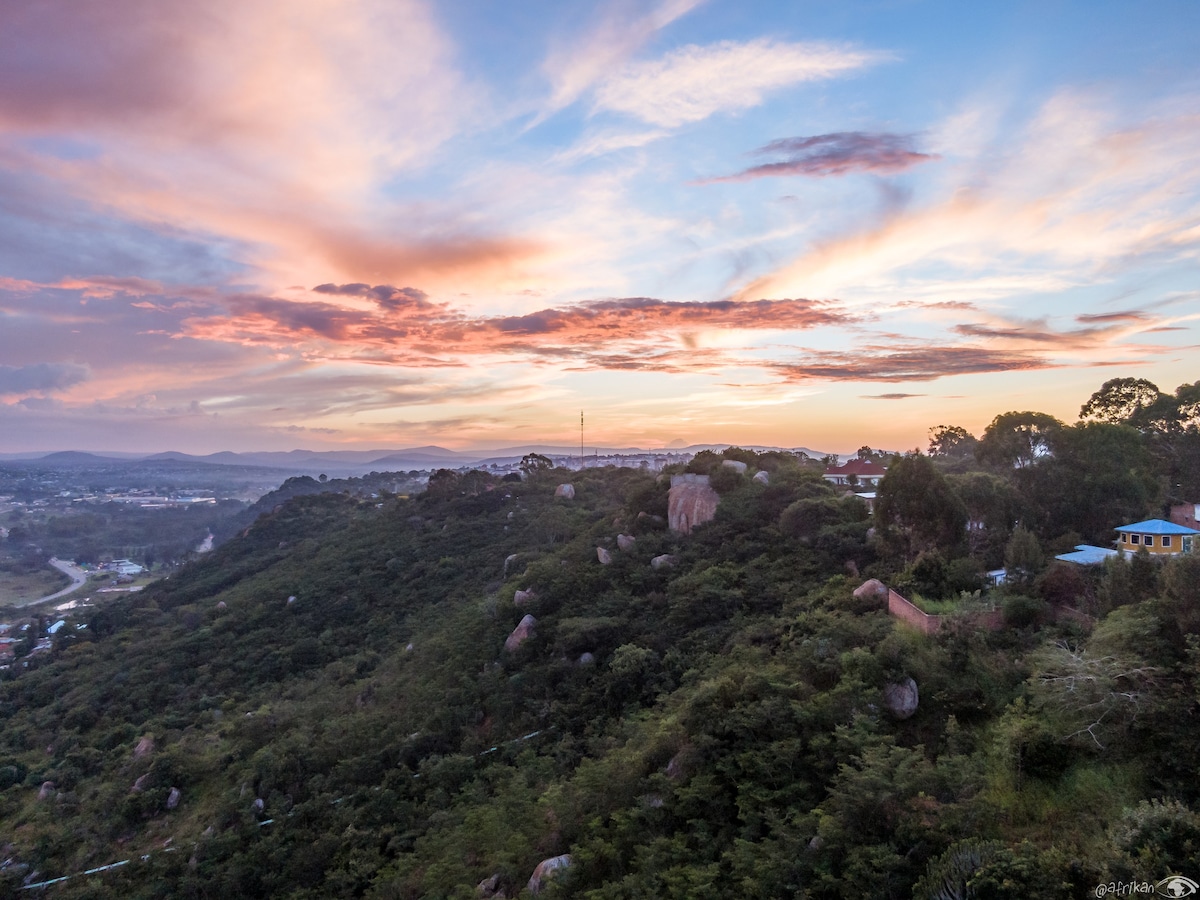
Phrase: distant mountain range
[{"left": 0, "top": 443, "right": 844, "bottom": 472}]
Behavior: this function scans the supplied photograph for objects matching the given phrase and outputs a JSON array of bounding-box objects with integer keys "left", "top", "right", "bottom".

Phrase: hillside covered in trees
[{"left": 1, "top": 377, "right": 1199, "bottom": 898}]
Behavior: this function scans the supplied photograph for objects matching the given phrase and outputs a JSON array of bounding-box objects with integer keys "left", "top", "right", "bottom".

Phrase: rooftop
[
  {"left": 1114, "top": 519, "right": 1200, "bottom": 536},
  {"left": 1055, "top": 544, "right": 1119, "bottom": 565},
  {"left": 824, "top": 459, "right": 887, "bottom": 477}
]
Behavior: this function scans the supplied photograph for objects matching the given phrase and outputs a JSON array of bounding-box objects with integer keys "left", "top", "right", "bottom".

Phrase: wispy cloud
[
  {"left": 180, "top": 292, "right": 857, "bottom": 371},
  {"left": 700, "top": 132, "right": 938, "bottom": 183},
  {"left": 773, "top": 346, "right": 1058, "bottom": 383},
  {"left": 536, "top": 0, "right": 705, "bottom": 125},
  {"left": 0, "top": 0, "right": 497, "bottom": 290},
  {"left": 769, "top": 303, "right": 1172, "bottom": 383},
  {"left": 862, "top": 392, "right": 926, "bottom": 399},
  {"left": 552, "top": 128, "right": 670, "bottom": 164},
  {"left": 0, "top": 362, "right": 90, "bottom": 395},
  {"left": 1074, "top": 311, "right": 1148, "bottom": 324},
  {"left": 594, "top": 39, "right": 886, "bottom": 127},
  {"left": 736, "top": 91, "right": 1200, "bottom": 302}
]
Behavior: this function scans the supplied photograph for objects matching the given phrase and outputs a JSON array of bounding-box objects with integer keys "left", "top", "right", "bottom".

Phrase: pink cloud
[
  {"left": 178, "top": 291, "right": 856, "bottom": 371},
  {"left": 700, "top": 132, "right": 938, "bottom": 183},
  {"left": 734, "top": 94, "right": 1200, "bottom": 303}
]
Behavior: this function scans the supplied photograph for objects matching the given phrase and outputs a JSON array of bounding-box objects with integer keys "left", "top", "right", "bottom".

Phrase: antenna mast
[{"left": 580, "top": 411, "right": 584, "bottom": 470}]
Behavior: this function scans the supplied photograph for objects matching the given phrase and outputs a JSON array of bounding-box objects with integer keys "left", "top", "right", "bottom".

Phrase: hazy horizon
[{"left": 2, "top": 1, "right": 1197, "bottom": 455}]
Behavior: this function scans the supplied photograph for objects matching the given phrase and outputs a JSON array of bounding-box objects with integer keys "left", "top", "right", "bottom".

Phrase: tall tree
[
  {"left": 976, "top": 412, "right": 1064, "bottom": 470},
  {"left": 876, "top": 454, "right": 967, "bottom": 561},
  {"left": 928, "top": 424, "right": 978, "bottom": 459},
  {"left": 1030, "top": 422, "right": 1158, "bottom": 543},
  {"left": 1004, "top": 525, "right": 1045, "bottom": 586},
  {"left": 1079, "top": 377, "right": 1163, "bottom": 425},
  {"left": 948, "top": 471, "right": 1023, "bottom": 565},
  {"left": 519, "top": 453, "right": 554, "bottom": 477}
]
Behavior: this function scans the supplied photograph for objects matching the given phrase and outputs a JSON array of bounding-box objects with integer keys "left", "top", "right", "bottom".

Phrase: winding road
[{"left": 17, "top": 558, "right": 89, "bottom": 608}]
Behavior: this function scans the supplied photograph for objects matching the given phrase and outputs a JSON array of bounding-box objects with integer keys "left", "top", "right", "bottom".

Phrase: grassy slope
[{"left": 0, "top": 566, "right": 71, "bottom": 608}]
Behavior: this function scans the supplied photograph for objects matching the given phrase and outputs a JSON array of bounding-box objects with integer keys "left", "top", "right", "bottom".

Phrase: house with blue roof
[
  {"left": 1055, "top": 518, "right": 1198, "bottom": 566},
  {"left": 1114, "top": 519, "right": 1198, "bottom": 557},
  {"left": 1055, "top": 544, "right": 1119, "bottom": 565}
]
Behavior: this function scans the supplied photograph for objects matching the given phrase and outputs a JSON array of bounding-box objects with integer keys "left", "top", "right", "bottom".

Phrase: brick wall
[
  {"left": 886, "top": 588, "right": 1005, "bottom": 634},
  {"left": 888, "top": 589, "right": 942, "bottom": 634}
]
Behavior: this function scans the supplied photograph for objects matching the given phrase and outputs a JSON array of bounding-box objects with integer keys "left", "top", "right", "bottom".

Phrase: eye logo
[{"left": 1158, "top": 876, "right": 1200, "bottom": 898}]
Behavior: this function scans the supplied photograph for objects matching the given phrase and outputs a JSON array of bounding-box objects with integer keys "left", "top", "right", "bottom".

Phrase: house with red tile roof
[{"left": 823, "top": 459, "right": 887, "bottom": 487}]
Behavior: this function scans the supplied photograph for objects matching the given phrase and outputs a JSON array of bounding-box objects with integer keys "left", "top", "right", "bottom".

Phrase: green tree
[
  {"left": 778, "top": 497, "right": 843, "bottom": 541},
  {"left": 1163, "top": 553, "right": 1200, "bottom": 633},
  {"left": 948, "top": 471, "right": 1022, "bottom": 565},
  {"left": 1080, "top": 377, "right": 1163, "bottom": 425},
  {"left": 519, "top": 453, "right": 553, "bottom": 477},
  {"left": 1003, "top": 525, "right": 1044, "bottom": 587},
  {"left": 876, "top": 454, "right": 967, "bottom": 561},
  {"left": 854, "top": 445, "right": 888, "bottom": 464},
  {"left": 928, "top": 425, "right": 978, "bottom": 460},
  {"left": 976, "top": 412, "right": 1063, "bottom": 470},
  {"left": 1098, "top": 555, "right": 1134, "bottom": 610},
  {"left": 916, "top": 840, "right": 1075, "bottom": 899},
  {"left": 424, "top": 468, "right": 461, "bottom": 498},
  {"left": 1109, "top": 799, "right": 1200, "bottom": 876},
  {"left": 1036, "top": 422, "right": 1157, "bottom": 543}
]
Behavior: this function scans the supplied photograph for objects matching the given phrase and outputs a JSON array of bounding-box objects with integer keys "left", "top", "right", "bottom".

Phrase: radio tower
[{"left": 580, "top": 411, "right": 585, "bottom": 471}]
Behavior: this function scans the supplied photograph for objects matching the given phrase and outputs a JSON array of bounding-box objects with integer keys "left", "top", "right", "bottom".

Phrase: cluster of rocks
[
  {"left": 122, "top": 735, "right": 185, "bottom": 811},
  {"left": 475, "top": 853, "right": 572, "bottom": 898}
]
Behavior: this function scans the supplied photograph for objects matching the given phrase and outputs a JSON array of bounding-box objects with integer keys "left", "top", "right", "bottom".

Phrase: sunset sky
[{"left": 1, "top": 0, "right": 1198, "bottom": 454}]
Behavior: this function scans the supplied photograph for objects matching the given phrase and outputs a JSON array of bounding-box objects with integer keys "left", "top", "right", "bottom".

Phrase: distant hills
[{"left": 0, "top": 443, "right": 843, "bottom": 473}]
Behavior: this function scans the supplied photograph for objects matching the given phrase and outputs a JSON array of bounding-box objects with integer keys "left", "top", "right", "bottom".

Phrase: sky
[{"left": 1, "top": 0, "right": 1198, "bottom": 454}]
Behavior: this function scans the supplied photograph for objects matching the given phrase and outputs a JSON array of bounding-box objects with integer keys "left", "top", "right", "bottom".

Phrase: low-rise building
[
  {"left": 823, "top": 459, "right": 887, "bottom": 487},
  {"left": 107, "top": 559, "right": 145, "bottom": 576},
  {"left": 1055, "top": 544, "right": 1119, "bottom": 565},
  {"left": 1114, "top": 519, "right": 1198, "bottom": 556}
]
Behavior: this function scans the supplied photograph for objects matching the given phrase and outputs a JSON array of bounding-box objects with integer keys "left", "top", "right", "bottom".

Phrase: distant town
[{"left": 0, "top": 445, "right": 837, "bottom": 582}]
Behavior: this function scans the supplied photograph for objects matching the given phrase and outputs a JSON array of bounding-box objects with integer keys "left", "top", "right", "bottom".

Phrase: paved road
[{"left": 16, "top": 558, "right": 89, "bottom": 608}]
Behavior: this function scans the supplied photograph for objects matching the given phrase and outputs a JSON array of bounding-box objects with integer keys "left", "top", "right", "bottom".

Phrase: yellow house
[{"left": 1115, "top": 519, "right": 1198, "bottom": 556}]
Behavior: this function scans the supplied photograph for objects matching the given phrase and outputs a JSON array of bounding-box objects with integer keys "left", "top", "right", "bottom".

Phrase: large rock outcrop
[
  {"left": 668, "top": 474, "right": 720, "bottom": 535},
  {"left": 650, "top": 554, "right": 676, "bottom": 570},
  {"left": 883, "top": 677, "right": 919, "bottom": 720},
  {"left": 853, "top": 579, "right": 888, "bottom": 600},
  {"left": 554, "top": 484, "right": 575, "bottom": 500},
  {"left": 721, "top": 459, "right": 748, "bottom": 474},
  {"left": 527, "top": 854, "right": 571, "bottom": 895},
  {"left": 752, "top": 470, "right": 769, "bottom": 485},
  {"left": 505, "top": 615, "right": 537, "bottom": 652}
]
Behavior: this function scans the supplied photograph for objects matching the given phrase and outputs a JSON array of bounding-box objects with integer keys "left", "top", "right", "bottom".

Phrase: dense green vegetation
[
  {"left": 0, "top": 379, "right": 1198, "bottom": 897},
  {"left": 3, "top": 502, "right": 246, "bottom": 571}
]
